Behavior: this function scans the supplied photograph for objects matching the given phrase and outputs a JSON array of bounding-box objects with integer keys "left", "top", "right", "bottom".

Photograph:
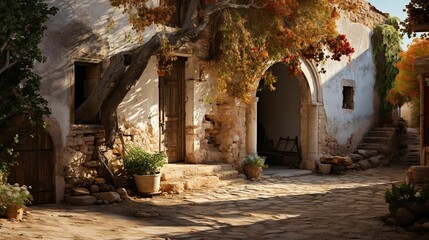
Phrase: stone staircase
[
  {"left": 160, "top": 163, "right": 247, "bottom": 193},
  {"left": 356, "top": 127, "right": 399, "bottom": 160},
  {"left": 399, "top": 128, "right": 420, "bottom": 166}
]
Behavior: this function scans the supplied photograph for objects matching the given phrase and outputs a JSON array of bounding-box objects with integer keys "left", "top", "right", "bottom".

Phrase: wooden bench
[{"left": 259, "top": 136, "right": 301, "bottom": 168}]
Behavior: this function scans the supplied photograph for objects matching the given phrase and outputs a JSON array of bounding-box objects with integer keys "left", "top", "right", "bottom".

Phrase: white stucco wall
[
  {"left": 34, "top": 0, "right": 157, "bottom": 202},
  {"left": 320, "top": 16, "right": 376, "bottom": 148},
  {"left": 36, "top": 0, "right": 155, "bottom": 142},
  {"left": 31, "top": 0, "right": 384, "bottom": 200}
]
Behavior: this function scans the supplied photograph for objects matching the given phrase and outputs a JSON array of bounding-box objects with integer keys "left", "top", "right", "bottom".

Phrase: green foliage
[
  {"left": 384, "top": 183, "right": 429, "bottom": 214},
  {"left": 371, "top": 17, "right": 402, "bottom": 119},
  {"left": 244, "top": 153, "right": 267, "bottom": 168},
  {"left": 0, "top": 183, "right": 33, "bottom": 210},
  {"left": 401, "top": 0, "right": 429, "bottom": 38},
  {"left": 123, "top": 146, "right": 167, "bottom": 176},
  {"left": 0, "top": 0, "right": 57, "bottom": 164},
  {"left": 385, "top": 183, "right": 416, "bottom": 214},
  {"left": 417, "top": 184, "right": 429, "bottom": 204}
]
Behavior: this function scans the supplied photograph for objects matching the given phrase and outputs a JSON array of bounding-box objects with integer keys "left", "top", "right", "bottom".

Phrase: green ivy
[{"left": 371, "top": 17, "right": 402, "bottom": 120}]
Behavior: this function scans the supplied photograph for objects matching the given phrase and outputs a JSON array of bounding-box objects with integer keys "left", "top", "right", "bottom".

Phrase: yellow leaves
[
  {"left": 110, "top": 0, "right": 174, "bottom": 32},
  {"left": 389, "top": 38, "right": 429, "bottom": 105}
]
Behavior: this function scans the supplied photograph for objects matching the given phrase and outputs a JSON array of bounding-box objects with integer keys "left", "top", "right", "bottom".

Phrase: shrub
[
  {"left": 384, "top": 183, "right": 429, "bottom": 214},
  {"left": 123, "top": 146, "right": 167, "bottom": 176},
  {"left": 0, "top": 183, "right": 33, "bottom": 211},
  {"left": 244, "top": 153, "right": 267, "bottom": 168}
]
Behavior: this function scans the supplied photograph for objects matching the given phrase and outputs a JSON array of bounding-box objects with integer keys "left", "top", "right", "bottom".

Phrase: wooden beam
[
  {"left": 410, "top": 23, "right": 429, "bottom": 32},
  {"left": 415, "top": 55, "right": 429, "bottom": 74}
]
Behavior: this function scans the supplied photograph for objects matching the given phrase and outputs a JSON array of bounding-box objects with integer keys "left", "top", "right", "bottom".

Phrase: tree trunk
[
  {"left": 75, "top": 53, "right": 127, "bottom": 123},
  {"left": 76, "top": 0, "right": 256, "bottom": 146}
]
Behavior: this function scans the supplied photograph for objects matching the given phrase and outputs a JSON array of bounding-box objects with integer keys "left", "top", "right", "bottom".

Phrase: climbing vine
[
  {"left": 371, "top": 17, "right": 402, "bottom": 120},
  {"left": 214, "top": 1, "right": 355, "bottom": 102}
]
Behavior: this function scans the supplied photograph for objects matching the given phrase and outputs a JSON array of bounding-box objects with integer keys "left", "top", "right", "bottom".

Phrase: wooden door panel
[
  {"left": 4, "top": 127, "right": 55, "bottom": 204},
  {"left": 160, "top": 57, "right": 186, "bottom": 163}
]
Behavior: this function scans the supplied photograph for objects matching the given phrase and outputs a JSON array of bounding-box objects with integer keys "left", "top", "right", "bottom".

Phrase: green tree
[
  {"left": 371, "top": 17, "right": 402, "bottom": 121},
  {"left": 0, "top": 0, "right": 57, "bottom": 170}
]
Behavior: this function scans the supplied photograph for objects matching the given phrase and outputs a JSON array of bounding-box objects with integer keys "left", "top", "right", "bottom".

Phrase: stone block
[
  {"left": 90, "top": 184, "right": 100, "bottom": 193},
  {"left": 92, "top": 192, "right": 121, "bottom": 203},
  {"left": 395, "top": 207, "right": 418, "bottom": 227},
  {"left": 83, "top": 161, "right": 100, "bottom": 168},
  {"left": 368, "top": 157, "right": 380, "bottom": 167},
  {"left": 349, "top": 153, "right": 364, "bottom": 162},
  {"left": 116, "top": 188, "right": 130, "bottom": 200},
  {"left": 357, "top": 160, "right": 370, "bottom": 170},
  {"left": 98, "top": 183, "right": 115, "bottom": 192},
  {"left": 94, "top": 177, "right": 106, "bottom": 184},
  {"left": 73, "top": 187, "right": 90, "bottom": 196}
]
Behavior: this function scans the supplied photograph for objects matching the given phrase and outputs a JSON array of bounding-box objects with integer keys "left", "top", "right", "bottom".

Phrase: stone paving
[{"left": 0, "top": 165, "right": 422, "bottom": 240}]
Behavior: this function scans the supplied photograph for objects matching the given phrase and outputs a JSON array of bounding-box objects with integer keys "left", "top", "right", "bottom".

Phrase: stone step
[
  {"left": 161, "top": 163, "right": 233, "bottom": 181},
  {"left": 362, "top": 136, "right": 392, "bottom": 144},
  {"left": 372, "top": 127, "right": 397, "bottom": 132},
  {"left": 366, "top": 131, "right": 394, "bottom": 138},
  {"left": 356, "top": 143, "right": 391, "bottom": 155},
  {"left": 160, "top": 163, "right": 244, "bottom": 193},
  {"left": 215, "top": 170, "right": 240, "bottom": 180}
]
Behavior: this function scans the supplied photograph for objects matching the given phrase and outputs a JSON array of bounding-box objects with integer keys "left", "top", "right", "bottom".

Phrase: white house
[{"left": 25, "top": 0, "right": 386, "bottom": 203}]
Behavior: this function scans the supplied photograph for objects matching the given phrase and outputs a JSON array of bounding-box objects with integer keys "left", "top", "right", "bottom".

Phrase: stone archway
[{"left": 246, "top": 59, "right": 322, "bottom": 170}]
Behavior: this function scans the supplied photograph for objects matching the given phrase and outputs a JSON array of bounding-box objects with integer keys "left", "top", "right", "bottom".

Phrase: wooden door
[
  {"left": 1, "top": 127, "right": 55, "bottom": 204},
  {"left": 159, "top": 57, "right": 186, "bottom": 163}
]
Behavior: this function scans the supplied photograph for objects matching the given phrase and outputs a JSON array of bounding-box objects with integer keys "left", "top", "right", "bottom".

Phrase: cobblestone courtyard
[{"left": 0, "top": 165, "right": 422, "bottom": 240}]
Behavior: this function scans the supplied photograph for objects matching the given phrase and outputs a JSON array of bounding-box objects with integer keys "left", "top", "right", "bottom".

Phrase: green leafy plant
[
  {"left": 371, "top": 17, "right": 402, "bottom": 120},
  {"left": 385, "top": 183, "right": 417, "bottom": 214},
  {"left": 0, "top": 183, "right": 33, "bottom": 211},
  {"left": 0, "top": 0, "right": 57, "bottom": 162},
  {"left": 244, "top": 153, "right": 268, "bottom": 168},
  {"left": 123, "top": 146, "right": 167, "bottom": 176}
]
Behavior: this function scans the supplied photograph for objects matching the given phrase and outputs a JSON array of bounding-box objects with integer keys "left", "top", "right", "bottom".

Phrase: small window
[
  {"left": 342, "top": 86, "right": 354, "bottom": 110},
  {"left": 73, "top": 61, "right": 101, "bottom": 124}
]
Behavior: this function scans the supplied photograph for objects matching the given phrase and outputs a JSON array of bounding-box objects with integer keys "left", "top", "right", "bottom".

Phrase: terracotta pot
[
  {"left": 319, "top": 163, "right": 332, "bottom": 174},
  {"left": 409, "top": 166, "right": 429, "bottom": 183},
  {"left": 5, "top": 207, "right": 24, "bottom": 220},
  {"left": 244, "top": 165, "right": 262, "bottom": 179},
  {"left": 134, "top": 173, "right": 161, "bottom": 194}
]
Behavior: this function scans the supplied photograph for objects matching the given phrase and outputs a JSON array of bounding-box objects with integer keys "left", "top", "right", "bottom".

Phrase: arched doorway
[
  {"left": 254, "top": 60, "right": 322, "bottom": 169},
  {"left": 2, "top": 126, "right": 55, "bottom": 204},
  {"left": 257, "top": 63, "right": 302, "bottom": 166}
]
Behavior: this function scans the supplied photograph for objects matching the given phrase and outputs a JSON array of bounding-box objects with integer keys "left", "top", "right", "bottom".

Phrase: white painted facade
[
  {"left": 34, "top": 0, "right": 384, "bottom": 202},
  {"left": 320, "top": 17, "right": 378, "bottom": 149}
]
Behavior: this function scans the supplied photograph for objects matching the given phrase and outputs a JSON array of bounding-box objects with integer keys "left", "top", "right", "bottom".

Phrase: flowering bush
[
  {"left": 244, "top": 153, "right": 268, "bottom": 168},
  {"left": 0, "top": 183, "right": 33, "bottom": 211}
]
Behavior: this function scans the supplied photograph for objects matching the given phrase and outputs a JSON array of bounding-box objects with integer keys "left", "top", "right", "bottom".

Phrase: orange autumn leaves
[{"left": 387, "top": 39, "right": 429, "bottom": 106}]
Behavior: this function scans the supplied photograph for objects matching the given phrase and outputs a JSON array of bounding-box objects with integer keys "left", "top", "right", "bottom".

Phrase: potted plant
[
  {"left": 243, "top": 153, "right": 267, "bottom": 179},
  {"left": 0, "top": 183, "right": 33, "bottom": 220},
  {"left": 123, "top": 145, "right": 167, "bottom": 194}
]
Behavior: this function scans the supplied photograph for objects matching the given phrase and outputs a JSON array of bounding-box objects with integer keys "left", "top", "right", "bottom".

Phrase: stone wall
[
  {"left": 342, "top": 0, "right": 388, "bottom": 28},
  {"left": 63, "top": 120, "right": 158, "bottom": 192},
  {"left": 200, "top": 98, "right": 247, "bottom": 169}
]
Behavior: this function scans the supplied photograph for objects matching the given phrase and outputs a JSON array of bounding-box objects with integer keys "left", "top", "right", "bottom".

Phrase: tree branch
[{"left": 0, "top": 50, "right": 18, "bottom": 74}]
